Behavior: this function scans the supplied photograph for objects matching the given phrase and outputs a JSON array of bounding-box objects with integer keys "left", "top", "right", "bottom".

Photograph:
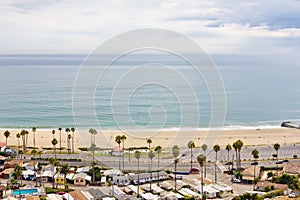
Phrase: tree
[
  {"left": 91, "top": 160, "right": 97, "bottom": 184},
  {"left": 19, "top": 150, "right": 24, "bottom": 162},
  {"left": 89, "top": 128, "right": 97, "bottom": 164},
  {"left": 274, "top": 143, "right": 280, "bottom": 176},
  {"left": 14, "top": 165, "right": 23, "bottom": 185},
  {"left": 65, "top": 128, "right": 70, "bottom": 152},
  {"left": 37, "top": 151, "right": 43, "bottom": 186},
  {"left": 115, "top": 135, "right": 122, "bottom": 171},
  {"left": 252, "top": 149, "right": 259, "bottom": 189},
  {"left": 135, "top": 151, "right": 141, "bottom": 197},
  {"left": 16, "top": 133, "right": 21, "bottom": 152},
  {"left": 67, "top": 134, "right": 71, "bottom": 154},
  {"left": 31, "top": 149, "right": 38, "bottom": 187},
  {"left": 146, "top": 138, "right": 152, "bottom": 172},
  {"left": 49, "top": 157, "right": 59, "bottom": 189},
  {"left": 121, "top": 135, "right": 127, "bottom": 171},
  {"left": 233, "top": 140, "right": 244, "bottom": 171},
  {"left": 52, "top": 138, "right": 58, "bottom": 158},
  {"left": 32, "top": 127, "right": 36, "bottom": 149},
  {"left": 233, "top": 141, "right": 238, "bottom": 170},
  {"left": 4, "top": 130, "right": 10, "bottom": 147},
  {"left": 148, "top": 150, "right": 155, "bottom": 191},
  {"left": 154, "top": 145, "right": 162, "bottom": 186},
  {"left": 188, "top": 141, "right": 195, "bottom": 172},
  {"left": 59, "top": 164, "right": 70, "bottom": 187},
  {"left": 52, "top": 130, "right": 55, "bottom": 140},
  {"left": 58, "top": 128, "right": 62, "bottom": 154},
  {"left": 226, "top": 144, "right": 232, "bottom": 171},
  {"left": 172, "top": 145, "right": 180, "bottom": 191},
  {"left": 20, "top": 129, "right": 29, "bottom": 152},
  {"left": 71, "top": 127, "right": 75, "bottom": 153},
  {"left": 197, "top": 154, "right": 206, "bottom": 199},
  {"left": 213, "top": 144, "right": 220, "bottom": 183},
  {"left": 201, "top": 144, "right": 208, "bottom": 177}
]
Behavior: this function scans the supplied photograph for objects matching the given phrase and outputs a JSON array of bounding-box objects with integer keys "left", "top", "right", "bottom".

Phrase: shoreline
[{"left": 1, "top": 127, "right": 299, "bottom": 149}]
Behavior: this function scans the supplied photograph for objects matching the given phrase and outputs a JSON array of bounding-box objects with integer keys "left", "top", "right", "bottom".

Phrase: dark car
[{"left": 251, "top": 161, "right": 258, "bottom": 165}]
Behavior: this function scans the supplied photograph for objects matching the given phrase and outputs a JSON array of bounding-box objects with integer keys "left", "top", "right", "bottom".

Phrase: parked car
[
  {"left": 288, "top": 193, "right": 296, "bottom": 198},
  {"left": 233, "top": 178, "right": 241, "bottom": 183}
]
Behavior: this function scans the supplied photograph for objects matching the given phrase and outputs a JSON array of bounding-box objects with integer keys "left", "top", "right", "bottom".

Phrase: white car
[
  {"left": 233, "top": 178, "right": 241, "bottom": 183},
  {"left": 288, "top": 193, "right": 296, "bottom": 198}
]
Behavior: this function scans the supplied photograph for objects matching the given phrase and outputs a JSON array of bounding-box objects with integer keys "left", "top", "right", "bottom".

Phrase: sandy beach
[{"left": 0, "top": 127, "right": 299, "bottom": 150}]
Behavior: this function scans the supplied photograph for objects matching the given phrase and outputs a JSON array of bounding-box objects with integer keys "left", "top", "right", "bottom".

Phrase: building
[
  {"left": 1, "top": 168, "right": 14, "bottom": 179},
  {"left": 21, "top": 170, "right": 35, "bottom": 180},
  {"left": 103, "top": 169, "right": 122, "bottom": 177},
  {"left": 241, "top": 165, "right": 261, "bottom": 183},
  {"left": 283, "top": 162, "right": 300, "bottom": 175},
  {"left": 0, "top": 142, "right": 6, "bottom": 152},
  {"left": 256, "top": 181, "right": 289, "bottom": 192},
  {"left": 23, "top": 161, "right": 39, "bottom": 171},
  {"left": 4, "top": 160, "right": 22, "bottom": 169},
  {"left": 70, "top": 190, "right": 89, "bottom": 200},
  {"left": 178, "top": 188, "right": 201, "bottom": 199},
  {"left": 74, "top": 173, "right": 91, "bottom": 186},
  {"left": 141, "top": 193, "right": 158, "bottom": 200},
  {"left": 112, "top": 175, "right": 131, "bottom": 186},
  {"left": 54, "top": 174, "right": 66, "bottom": 185},
  {"left": 130, "top": 172, "right": 168, "bottom": 185},
  {"left": 210, "top": 184, "right": 233, "bottom": 198}
]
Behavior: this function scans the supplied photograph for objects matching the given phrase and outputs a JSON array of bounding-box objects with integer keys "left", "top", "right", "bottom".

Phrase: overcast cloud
[{"left": 0, "top": 0, "right": 299, "bottom": 54}]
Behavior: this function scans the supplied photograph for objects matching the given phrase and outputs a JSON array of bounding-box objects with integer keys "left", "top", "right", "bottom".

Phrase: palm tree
[
  {"left": 197, "top": 154, "right": 206, "bottom": 199},
  {"left": 32, "top": 127, "right": 36, "bottom": 149},
  {"left": 71, "top": 127, "right": 75, "bottom": 153},
  {"left": 146, "top": 138, "right": 152, "bottom": 171},
  {"left": 4, "top": 130, "right": 10, "bottom": 147},
  {"left": 52, "top": 130, "right": 55, "bottom": 140},
  {"left": 20, "top": 129, "right": 29, "bottom": 152},
  {"left": 52, "top": 138, "right": 58, "bottom": 158},
  {"left": 226, "top": 144, "right": 232, "bottom": 171},
  {"left": 234, "top": 140, "right": 244, "bottom": 171},
  {"left": 67, "top": 134, "right": 71, "bottom": 154},
  {"left": 89, "top": 129, "right": 97, "bottom": 160},
  {"left": 201, "top": 144, "right": 208, "bottom": 177},
  {"left": 59, "top": 164, "right": 70, "bottom": 187},
  {"left": 19, "top": 150, "right": 24, "bottom": 162},
  {"left": 91, "top": 160, "right": 97, "bottom": 184},
  {"left": 65, "top": 128, "right": 70, "bottom": 152},
  {"left": 121, "top": 135, "right": 127, "bottom": 171},
  {"left": 251, "top": 149, "right": 259, "bottom": 186},
  {"left": 154, "top": 145, "right": 162, "bottom": 186},
  {"left": 274, "top": 143, "right": 280, "bottom": 176},
  {"left": 135, "top": 150, "right": 141, "bottom": 197},
  {"left": 233, "top": 141, "right": 238, "bottom": 169},
  {"left": 148, "top": 150, "right": 155, "bottom": 191},
  {"left": 188, "top": 141, "right": 195, "bottom": 172},
  {"left": 49, "top": 157, "right": 58, "bottom": 189},
  {"left": 31, "top": 149, "right": 38, "bottom": 187},
  {"left": 16, "top": 133, "right": 21, "bottom": 152},
  {"left": 172, "top": 145, "right": 180, "bottom": 191},
  {"left": 213, "top": 144, "right": 220, "bottom": 183},
  {"left": 37, "top": 151, "right": 43, "bottom": 186},
  {"left": 14, "top": 165, "right": 23, "bottom": 185},
  {"left": 115, "top": 135, "right": 122, "bottom": 171},
  {"left": 58, "top": 128, "right": 62, "bottom": 154}
]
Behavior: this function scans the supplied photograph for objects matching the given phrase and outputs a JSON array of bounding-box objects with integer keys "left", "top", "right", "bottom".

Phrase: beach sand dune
[{"left": 1, "top": 127, "right": 299, "bottom": 150}]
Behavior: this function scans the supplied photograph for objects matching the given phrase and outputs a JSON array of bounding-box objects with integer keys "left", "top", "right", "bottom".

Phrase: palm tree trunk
[
  {"left": 227, "top": 151, "right": 230, "bottom": 171},
  {"left": 122, "top": 142, "right": 125, "bottom": 171},
  {"left": 118, "top": 144, "right": 121, "bottom": 171},
  {"left": 137, "top": 159, "right": 140, "bottom": 197},
  {"left": 157, "top": 153, "right": 160, "bottom": 186},
  {"left": 174, "top": 161, "right": 177, "bottom": 191},
  {"left": 72, "top": 131, "right": 74, "bottom": 153},
  {"left": 190, "top": 147, "right": 193, "bottom": 171},
  {"left": 201, "top": 166, "right": 204, "bottom": 200},
  {"left": 215, "top": 152, "right": 217, "bottom": 183},
  {"left": 59, "top": 131, "right": 62, "bottom": 154},
  {"left": 204, "top": 150, "right": 207, "bottom": 178},
  {"left": 150, "top": 159, "right": 152, "bottom": 192},
  {"left": 33, "top": 132, "right": 36, "bottom": 150}
]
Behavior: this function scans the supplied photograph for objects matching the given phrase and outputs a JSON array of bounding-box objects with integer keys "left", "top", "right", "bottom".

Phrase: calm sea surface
[{"left": 0, "top": 54, "right": 299, "bottom": 130}]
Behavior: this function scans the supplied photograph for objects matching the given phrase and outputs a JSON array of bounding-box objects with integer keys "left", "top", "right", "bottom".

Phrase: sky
[{"left": 0, "top": 0, "right": 300, "bottom": 55}]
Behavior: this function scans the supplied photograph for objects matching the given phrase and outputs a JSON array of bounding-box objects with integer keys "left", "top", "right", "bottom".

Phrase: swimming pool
[{"left": 13, "top": 188, "right": 38, "bottom": 196}]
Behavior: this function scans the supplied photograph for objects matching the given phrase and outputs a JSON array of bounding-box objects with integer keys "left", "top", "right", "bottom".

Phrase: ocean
[{"left": 0, "top": 54, "right": 299, "bottom": 130}]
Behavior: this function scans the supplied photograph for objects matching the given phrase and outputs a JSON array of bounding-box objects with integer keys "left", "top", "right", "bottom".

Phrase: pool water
[{"left": 13, "top": 188, "right": 38, "bottom": 196}]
